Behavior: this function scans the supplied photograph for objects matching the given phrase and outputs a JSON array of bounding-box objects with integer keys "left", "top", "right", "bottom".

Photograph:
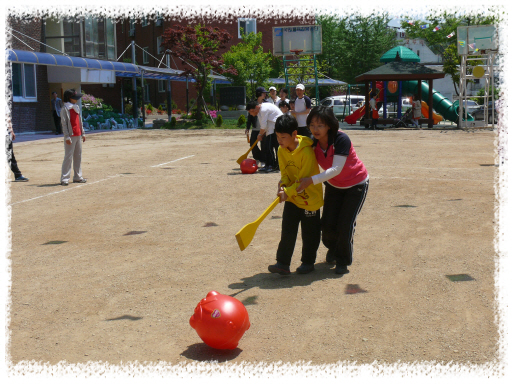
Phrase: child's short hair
[
  {"left": 289, "top": 99, "right": 295, "bottom": 105},
  {"left": 63, "top": 89, "right": 77, "bottom": 103},
  {"left": 370, "top": 91, "right": 377, "bottom": 98},
  {"left": 275, "top": 114, "right": 298, "bottom": 135},
  {"left": 278, "top": 100, "right": 290, "bottom": 109},
  {"left": 246, "top": 100, "right": 258, "bottom": 111},
  {"left": 306, "top": 106, "right": 339, "bottom": 141},
  {"left": 280, "top": 88, "right": 288, "bottom": 95}
]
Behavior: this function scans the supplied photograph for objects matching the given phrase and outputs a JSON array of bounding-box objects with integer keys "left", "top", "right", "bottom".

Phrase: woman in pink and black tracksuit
[{"left": 297, "top": 106, "right": 369, "bottom": 275}]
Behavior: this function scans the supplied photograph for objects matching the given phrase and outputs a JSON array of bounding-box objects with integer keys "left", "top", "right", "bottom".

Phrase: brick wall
[{"left": 8, "top": 16, "right": 54, "bottom": 133}]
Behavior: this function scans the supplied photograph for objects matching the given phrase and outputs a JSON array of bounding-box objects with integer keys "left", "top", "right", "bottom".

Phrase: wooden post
[
  {"left": 364, "top": 81, "right": 370, "bottom": 128},
  {"left": 428, "top": 79, "right": 434, "bottom": 128}
]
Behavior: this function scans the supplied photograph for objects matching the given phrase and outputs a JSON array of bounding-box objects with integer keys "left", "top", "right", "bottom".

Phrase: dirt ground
[{"left": 5, "top": 127, "right": 500, "bottom": 370}]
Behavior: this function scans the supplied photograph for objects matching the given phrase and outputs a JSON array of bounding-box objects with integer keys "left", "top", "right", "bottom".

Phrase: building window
[
  {"left": 141, "top": 17, "right": 148, "bottom": 27},
  {"left": 417, "top": 50, "right": 420, "bottom": 57},
  {"left": 143, "top": 47, "right": 150, "bottom": 64},
  {"left": 237, "top": 18, "right": 256, "bottom": 38},
  {"left": 12, "top": 63, "right": 37, "bottom": 102},
  {"left": 129, "top": 19, "right": 136, "bottom": 36},
  {"left": 158, "top": 80, "right": 165, "bottom": 93},
  {"left": 157, "top": 36, "right": 163, "bottom": 54}
]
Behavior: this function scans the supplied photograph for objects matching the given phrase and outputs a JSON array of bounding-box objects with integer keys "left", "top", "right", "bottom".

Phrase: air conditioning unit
[
  {"left": 129, "top": 29, "right": 135, "bottom": 37},
  {"left": 155, "top": 19, "right": 163, "bottom": 27}
]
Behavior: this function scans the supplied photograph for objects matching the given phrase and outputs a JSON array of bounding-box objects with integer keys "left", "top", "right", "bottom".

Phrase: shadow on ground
[
  {"left": 181, "top": 343, "right": 242, "bottom": 362},
  {"left": 228, "top": 262, "right": 347, "bottom": 297}
]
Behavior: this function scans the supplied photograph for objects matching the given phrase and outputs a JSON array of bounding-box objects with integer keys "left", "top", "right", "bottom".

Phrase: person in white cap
[
  {"left": 269, "top": 86, "right": 280, "bottom": 107},
  {"left": 292, "top": 84, "right": 312, "bottom": 137}
]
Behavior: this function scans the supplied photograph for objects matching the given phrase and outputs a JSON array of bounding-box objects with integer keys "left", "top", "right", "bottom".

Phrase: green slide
[{"left": 388, "top": 80, "right": 474, "bottom": 122}]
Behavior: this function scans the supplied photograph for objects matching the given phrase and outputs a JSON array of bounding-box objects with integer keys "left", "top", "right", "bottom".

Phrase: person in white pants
[{"left": 60, "top": 89, "right": 87, "bottom": 186}]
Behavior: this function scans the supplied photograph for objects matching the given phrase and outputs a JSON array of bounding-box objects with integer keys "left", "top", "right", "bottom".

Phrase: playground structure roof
[
  {"left": 354, "top": 62, "right": 445, "bottom": 82},
  {"left": 380, "top": 46, "right": 420, "bottom": 63}
]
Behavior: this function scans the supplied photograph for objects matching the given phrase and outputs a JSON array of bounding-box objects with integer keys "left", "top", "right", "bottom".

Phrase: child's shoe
[
  {"left": 335, "top": 264, "right": 349, "bottom": 275},
  {"left": 268, "top": 262, "right": 290, "bottom": 275},
  {"left": 296, "top": 263, "right": 315, "bottom": 274}
]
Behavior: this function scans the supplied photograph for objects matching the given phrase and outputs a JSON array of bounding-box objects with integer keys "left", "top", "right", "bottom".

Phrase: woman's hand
[{"left": 296, "top": 177, "right": 313, "bottom": 193}]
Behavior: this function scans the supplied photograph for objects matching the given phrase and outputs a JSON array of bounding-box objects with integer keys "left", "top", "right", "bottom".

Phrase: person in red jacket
[
  {"left": 60, "top": 89, "right": 86, "bottom": 186},
  {"left": 296, "top": 106, "right": 369, "bottom": 275}
]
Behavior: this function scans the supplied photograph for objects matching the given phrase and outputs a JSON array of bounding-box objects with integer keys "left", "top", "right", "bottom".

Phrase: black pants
[
  {"left": 53, "top": 111, "right": 62, "bottom": 134},
  {"left": 321, "top": 180, "right": 369, "bottom": 267},
  {"left": 276, "top": 202, "right": 321, "bottom": 266},
  {"left": 262, "top": 133, "right": 277, "bottom": 168},
  {"left": 297, "top": 126, "right": 311, "bottom": 138},
  {"left": 5, "top": 134, "right": 22, "bottom": 178},
  {"left": 249, "top": 130, "right": 263, "bottom": 162}
]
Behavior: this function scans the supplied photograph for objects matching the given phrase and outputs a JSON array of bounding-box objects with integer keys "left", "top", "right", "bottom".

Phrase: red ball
[
  {"left": 240, "top": 159, "right": 258, "bottom": 174},
  {"left": 190, "top": 291, "right": 251, "bottom": 349}
]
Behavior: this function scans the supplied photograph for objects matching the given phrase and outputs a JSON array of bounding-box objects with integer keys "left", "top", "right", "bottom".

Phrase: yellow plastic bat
[
  {"left": 235, "top": 197, "right": 280, "bottom": 251},
  {"left": 236, "top": 140, "right": 259, "bottom": 165}
]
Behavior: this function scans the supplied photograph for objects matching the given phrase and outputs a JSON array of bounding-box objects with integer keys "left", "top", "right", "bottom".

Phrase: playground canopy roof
[
  {"left": 354, "top": 62, "right": 445, "bottom": 82},
  {"left": 268, "top": 78, "right": 346, "bottom": 86},
  {"left": 380, "top": 46, "right": 420, "bottom": 63}
]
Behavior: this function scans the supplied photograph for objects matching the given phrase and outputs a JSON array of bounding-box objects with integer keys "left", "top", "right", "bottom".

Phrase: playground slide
[
  {"left": 420, "top": 101, "right": 443, "bottom": 124},
  {"left": 399, "top": 80, "right": 474, "bottom": 123},
  {"left": 344, "top": 105, "right": 366, "bottom": 125}
]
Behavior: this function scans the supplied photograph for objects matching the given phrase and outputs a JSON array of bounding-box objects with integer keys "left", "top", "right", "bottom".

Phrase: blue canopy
[{"left": 6, "top": 49, "right": 139, "bottom": 73}]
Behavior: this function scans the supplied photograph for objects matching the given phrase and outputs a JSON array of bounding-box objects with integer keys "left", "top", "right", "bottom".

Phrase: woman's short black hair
[
  {"left": 306, "top": 106, "right": 339, "bottom": 141},
  {"left": 275, "top": 114, "right": 298, "bottom": 135},
  {"left": 63, "top": 89, "right": 76, "bottom": 103}
]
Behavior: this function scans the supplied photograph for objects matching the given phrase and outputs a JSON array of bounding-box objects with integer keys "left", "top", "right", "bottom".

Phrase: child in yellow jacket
[{"left": 268, "top": 114, "right": 323, "bottom": 275}]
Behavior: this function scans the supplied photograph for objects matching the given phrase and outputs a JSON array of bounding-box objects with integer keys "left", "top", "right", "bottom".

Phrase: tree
[
  {"left": 222, "top": 32, "right": 273, "bottom": 101},
  {"left": 162, "top": 24, "right": 237, "bottom": 119},
  {"left": 316, "top": 13, "right": 397, "bottom": 85},
  {"left": 400, "top": 9, "right": 501, "bottom": 95}
]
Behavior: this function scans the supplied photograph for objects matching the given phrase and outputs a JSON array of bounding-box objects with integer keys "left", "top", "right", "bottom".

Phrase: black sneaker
[
  {"left": 296, "top": 263, "right": 315, "bottom": 274},
  {"left": 258, "top": 166, "right": 270, "bottom": 173},
  {"left": 268, "top": 262, "right": 290, "bottom": 275},
  {"left": 335, "top": 265, "right": 349, "bottom": 275},
  {"left": 326, "top": 250, "right": 336, "bottom": 264},
  {"left": 14, "top": 175, "right": 29, "bottom": 182}
]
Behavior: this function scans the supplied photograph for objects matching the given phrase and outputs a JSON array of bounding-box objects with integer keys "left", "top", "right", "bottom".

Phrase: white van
[
  {"left": 379, "top": 98, "right": 413, "bottom": 116},
  {"left": 319, "top": 95, "right": 366, "bottom": 117}
]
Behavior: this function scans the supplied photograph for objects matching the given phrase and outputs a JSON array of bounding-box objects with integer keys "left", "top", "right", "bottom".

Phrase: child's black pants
[{"left": 276, "top": 201, "right": 321, "bottom": 266}]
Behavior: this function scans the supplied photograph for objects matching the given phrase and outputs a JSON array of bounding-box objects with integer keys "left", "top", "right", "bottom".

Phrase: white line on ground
[
  {"left": 371, "top": 176, "right": 493, "bottom": 182},
  {"left": 150, "top": 155, "right": 195, "bottom": 167},
  {"left": 9, "top": 175, "right": 121, "bottom": 206}
]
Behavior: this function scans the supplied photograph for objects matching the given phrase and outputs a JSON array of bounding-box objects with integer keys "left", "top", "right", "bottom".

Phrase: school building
[{"left": 7, "top": 13, "right": 315, "bottom": 133}]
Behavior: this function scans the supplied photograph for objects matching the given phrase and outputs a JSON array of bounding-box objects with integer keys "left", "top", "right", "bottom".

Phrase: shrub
[
  {"left": 215, "top": 114, "right": 223, "bottom": 127},
  {"left": 237, "top": 114, "right": 247, "bottom": 127},
  {"left": 170, "top": 116, "right": 177, "bottom": 127},
  {"left": 124, "top": 104, "right": 133, "bottom": 115},
  {"left": 146, "top": 103, "right": 154, "bottom": 112},
  {"left": 170, "top": 100, "right": 178, "bottom": 110}
]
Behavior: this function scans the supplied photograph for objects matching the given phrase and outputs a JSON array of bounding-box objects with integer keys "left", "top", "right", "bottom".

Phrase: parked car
[
  {"left": 378, "top": 98, "right": 413, "bottom": 115},
  {"left": 472, "top": 101, "right": 498, "bottom": 123},
  {"left": 461, "top": 100, "right": 481, "bottom": 115},
  {"left": 320, "top": 95, "right": 366, "bottom": 117}
]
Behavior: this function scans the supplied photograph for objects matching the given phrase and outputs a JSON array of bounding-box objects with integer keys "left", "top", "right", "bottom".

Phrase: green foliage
[
  {"left": 170, "top": 116, "right": 177, "bottom": 127},
  {"left": 237, "top": 114, "right": 247, "bottom": 127},
  {"left": 470, "top": 86, "right": 500, "bottom": 103},
  {"left": 400, "top": 10, "right": 501, "bottom": 96},
  {"left": 215, "top": 114, "right": 223, "bottom": 127},
  {"left": 171, "top": 100, "right": 178, "bottom": 110},
  {"left": 316, "top": 13, "right": 397, "bottom": 84},
  {"left": 146, "top": 103, "right": 154, "bottom": 112},
  {"left": 124, "top": 104, "right": 133, "bottom": 115},
  {"left": 222, "top": 32, "right": 274, "bottom": 101}
]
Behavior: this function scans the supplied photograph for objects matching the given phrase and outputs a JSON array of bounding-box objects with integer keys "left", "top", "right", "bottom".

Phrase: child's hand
[
  {"left": 278, "top": 189, "right": 288, "bottom": 203},
  {"left": 296, "top": 177, "right": 313, "bottom": 193}
]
